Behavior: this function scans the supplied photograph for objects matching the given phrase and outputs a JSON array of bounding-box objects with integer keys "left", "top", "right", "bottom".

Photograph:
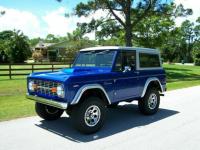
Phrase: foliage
[
  {"left": 0, "top": 30, "right": 31, "bottom": 63},
  {"left": 65, "top": 39, "right": 97, "bottom": 58},
  {"left": 29, "top": 38, "right": 41, "bottom": 47},
  {"left": 32, "top": 51, "right": 43, "bottom": 62},
  {"left": 45, "top": 34, "right": 60, "bottom": 43},
  {"left": 0, "top": 10, "right": 5, "bottom": 16},
  {"left": 62, "top": 0, "right": 192, "bottom": 46},
  {"left": 193, "top": 42, "right": 200, "bottom": 66},
  {"left": 61, "top": 27, "right": 97, "bottom": 58},
  {"left": 9, "top": 31, "right": 31, "bottom": 63}
]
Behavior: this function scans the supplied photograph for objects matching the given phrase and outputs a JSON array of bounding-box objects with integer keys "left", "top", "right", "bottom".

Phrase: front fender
[{"left": 70, "top": 84, "right": 111, "bottom": 105}]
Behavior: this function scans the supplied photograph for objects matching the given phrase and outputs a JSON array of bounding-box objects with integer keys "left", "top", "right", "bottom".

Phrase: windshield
[{"left": 73, "top": 50, "right": 116, "bottom": 68}]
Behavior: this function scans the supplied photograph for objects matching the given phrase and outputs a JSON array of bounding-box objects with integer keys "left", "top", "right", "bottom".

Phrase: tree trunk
[
  {"left": 125, "top": 26, "right": 132, "bottom": 46},
  {"left": 125, "top": 0, "right": 132, "bottom": 47}
]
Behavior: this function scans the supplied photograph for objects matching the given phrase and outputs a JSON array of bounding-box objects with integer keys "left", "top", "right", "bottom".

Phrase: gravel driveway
[{"left": 0, "top": 86, "right": 200, "bottom": 150}]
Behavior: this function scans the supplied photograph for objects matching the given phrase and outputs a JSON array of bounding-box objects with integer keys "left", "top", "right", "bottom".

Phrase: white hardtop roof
[{"left": 80, "top": 46, "right": 159, "bottom": 53}]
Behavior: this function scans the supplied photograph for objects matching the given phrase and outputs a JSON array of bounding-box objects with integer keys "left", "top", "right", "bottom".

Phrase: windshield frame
[{"left": 72, "top": 49, "right": 117, "bottom": 68}]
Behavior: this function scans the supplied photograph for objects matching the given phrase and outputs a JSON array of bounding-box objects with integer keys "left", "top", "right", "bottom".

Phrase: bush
[
  {"left": 194, "top": 58, "right": 200, "bottom": 66},
  {"left": 32, "top": 51, "right": 43, "bottom": 62},
  {"left": 193, "top": 49, "right": 200, "bottom": 66}
]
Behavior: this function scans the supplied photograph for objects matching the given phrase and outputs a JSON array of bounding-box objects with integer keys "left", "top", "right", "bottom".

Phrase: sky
[{"left": 0, "top": 0, "right": 199, "bottom": 39}]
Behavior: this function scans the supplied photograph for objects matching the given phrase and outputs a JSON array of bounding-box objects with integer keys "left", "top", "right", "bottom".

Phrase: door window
[{"left": 114, "top": 51, "right": 136, "bottom": 72}]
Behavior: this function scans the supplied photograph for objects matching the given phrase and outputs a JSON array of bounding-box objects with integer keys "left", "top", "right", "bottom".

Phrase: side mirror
[{"left": 123, "top": 66, "right": 131, "bottom": 73}]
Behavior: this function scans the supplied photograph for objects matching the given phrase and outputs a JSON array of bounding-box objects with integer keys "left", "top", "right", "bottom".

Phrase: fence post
[
  {"left": 9, "top": 64, "right": 11, "bottom": 79},
  {"left": 52, "top": 64, "right": 54, "bottom": 72},
  {"left": 32, "top": 64, "right": 34, "bottom": 73}
]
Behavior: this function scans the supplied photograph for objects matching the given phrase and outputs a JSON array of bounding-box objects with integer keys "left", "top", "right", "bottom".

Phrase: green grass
[
  {"left": 0, "top": 78, "right": 35, "bottom": 121},
  {"left": 164, "top": 64, "right": 200, "bottom": 90},
  {"left": 0, "top": 64, "right": 200, "bottom": 121}
]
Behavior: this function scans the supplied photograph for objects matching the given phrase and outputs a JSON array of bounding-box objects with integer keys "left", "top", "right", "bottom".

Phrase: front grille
[{"left": 32, "top": 79, "right": 59, "bottom": 97}]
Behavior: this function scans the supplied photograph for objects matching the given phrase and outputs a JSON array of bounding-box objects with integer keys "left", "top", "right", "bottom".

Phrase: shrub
[
  {"left": 194, "top": 58, "right": 200, "bottom": 66},
  {"left": 32, "top": 51, "right": 43, "bottom": 62},
  {"left": 193, "top": 49, "right": 200, "bottom": 66}
]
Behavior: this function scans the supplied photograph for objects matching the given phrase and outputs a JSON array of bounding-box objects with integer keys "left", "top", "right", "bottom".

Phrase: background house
[
  {"left": 34, "top": 41, "right": 69, "bottom": 62},
  {"left": 33, "top": 40, "right": 95, "bottom": 62}
]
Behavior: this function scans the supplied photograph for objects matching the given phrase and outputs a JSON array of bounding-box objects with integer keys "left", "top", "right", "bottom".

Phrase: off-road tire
[
  {"left": 71, "top": 97, "right": 107, "bottom": 134},
  {"left": 138, "top": 88, "right": 160, "bottom": 115},
  {"left": 35, "top": 102, "right": 64, "bottom": 120}
]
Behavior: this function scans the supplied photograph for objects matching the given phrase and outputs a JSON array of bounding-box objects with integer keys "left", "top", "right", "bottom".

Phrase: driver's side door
[{"left": 113, "top": 50, "right": 139, "bottom": 102}]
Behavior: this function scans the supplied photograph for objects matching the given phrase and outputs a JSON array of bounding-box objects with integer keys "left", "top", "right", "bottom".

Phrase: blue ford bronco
[{"left": 27, "top": 46, "right": 166, "bottom": 134}]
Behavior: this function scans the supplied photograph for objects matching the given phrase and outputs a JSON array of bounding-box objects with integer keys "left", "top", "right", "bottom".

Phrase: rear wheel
[
  {"left": 35, "top": 102, "right": 64, "bottom": 120},
  {"left": 138, "top": 88, "right": 160, "bottom": 115},
  {"left": 71, "top": 97, "right": 107, "bottom": 134}
]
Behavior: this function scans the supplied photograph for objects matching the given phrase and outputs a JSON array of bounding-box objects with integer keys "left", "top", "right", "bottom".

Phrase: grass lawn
[
  {"left": 0, "top": 77, "right": 35, "bottom": 121},
  {"left": 0, "top": 64, "right": 200, "bottom": 121},
  {"left": 164, "top": 64, "right": 200, "bottom": 90}
]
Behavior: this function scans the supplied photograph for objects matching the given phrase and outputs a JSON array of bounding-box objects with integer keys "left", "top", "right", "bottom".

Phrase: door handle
[
  {"left": 135, "top": 71, "right": 140, "bottom": 75},
  {"left": 104, "top": 82, "right": 113, "bottom": 85}
]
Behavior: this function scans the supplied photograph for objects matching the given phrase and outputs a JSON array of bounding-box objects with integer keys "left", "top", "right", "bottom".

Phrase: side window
[
  {"left": 139, "top": 53, "right": 161, "bottom": 68},
  {"left": 114, "top": 51, "right": 136, "bottom": 72}
]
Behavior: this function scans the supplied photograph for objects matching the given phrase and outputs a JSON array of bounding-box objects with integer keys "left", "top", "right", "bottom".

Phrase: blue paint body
[{"left": 27, "top": 48, "right": 166, "bottom": 105}]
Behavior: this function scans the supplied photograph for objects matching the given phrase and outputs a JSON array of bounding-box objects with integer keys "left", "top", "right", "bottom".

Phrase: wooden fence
[{"left": 0, "top": 62, "right": 72, "bottom": 79}]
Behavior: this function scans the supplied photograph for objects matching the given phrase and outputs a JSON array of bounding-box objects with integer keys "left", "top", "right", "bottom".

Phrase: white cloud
[
  {"left": 42, "top": 8, "right": 112, "bottom": 39},
  {"left": 42, "top": 8, "right": 124, "bottom": 39},
  {"left": 42, "top": 7, "right": 77, "bottom": 37},
  {"left": 174, "top": 0, "right": 200, "bottom": 26},
  {"left": 0, "top": 6, "right": 123, "bottom": 39},
  {"left": 0, "top": 6, "right": 42, "bottom": 38}
]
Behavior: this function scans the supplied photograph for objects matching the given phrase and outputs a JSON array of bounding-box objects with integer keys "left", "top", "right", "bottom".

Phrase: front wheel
[
  {"left": 71, "top": 97, "right": 107, "bottom": 134},
  {"left": 35, "top": 102, "right": 64, "bottom": 120},
  {"left": 138, "top": 88, "right": 160, "bottom": 115}
]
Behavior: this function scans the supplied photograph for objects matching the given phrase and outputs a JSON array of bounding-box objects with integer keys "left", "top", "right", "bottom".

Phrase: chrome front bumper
[{"left": 26, "top": 94, "right": 68, "bottom": 110}]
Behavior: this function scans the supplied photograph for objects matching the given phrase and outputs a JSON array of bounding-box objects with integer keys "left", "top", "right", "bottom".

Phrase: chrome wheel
[
  {"left": 148, "top": 93, "right": 157, "bottom": 110},
  {"left": 84, "top": 105, "right": 101, "bottom": 127}
]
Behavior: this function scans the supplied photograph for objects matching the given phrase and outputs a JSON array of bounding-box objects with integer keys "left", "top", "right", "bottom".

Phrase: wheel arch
[
  {"left": 141, "top": 77, "right": 163, "bottom": 98},
  {"left": 70, "top": 84, "right": 111, "bottom": 105}
]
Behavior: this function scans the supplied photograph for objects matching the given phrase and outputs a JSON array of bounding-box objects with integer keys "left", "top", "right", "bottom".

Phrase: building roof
[
  {"left": 80, "top": 46, "right": 159, "bottom": 53},
  {"left": 35, "top": 41, "right": 55, "bottom": 49}
]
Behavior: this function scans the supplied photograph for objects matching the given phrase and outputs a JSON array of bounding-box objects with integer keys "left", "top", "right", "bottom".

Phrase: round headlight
[
  {"left": 28, "top": 81, "right": 34, "bottom": 91},
  {"left": 57, "top": 85, "right": 64, "bottom": 98}
]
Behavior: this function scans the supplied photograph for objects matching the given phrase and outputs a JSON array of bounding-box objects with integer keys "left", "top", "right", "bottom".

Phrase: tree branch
[
  {"left": 132, "top": 0, "right": 155, "bottom": 27},
  {"left": 105, "top": 1, "right": 125, "bottom": 27}
]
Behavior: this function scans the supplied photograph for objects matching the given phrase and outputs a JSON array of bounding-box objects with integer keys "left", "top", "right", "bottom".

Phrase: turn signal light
[
  {"left": 32, "top": 84, "right": 37, "bottom": 89},
  {"left": 51, "top": 87, "right": 57, "bottom": 93}
]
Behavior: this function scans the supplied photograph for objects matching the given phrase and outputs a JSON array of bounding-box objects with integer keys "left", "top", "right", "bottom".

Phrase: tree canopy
[
  {"left": 0, "top": 30, "right": 31, "bottom": 63},
  {"left": 57, "top": 0, "right": 192, "bottom": 47}
]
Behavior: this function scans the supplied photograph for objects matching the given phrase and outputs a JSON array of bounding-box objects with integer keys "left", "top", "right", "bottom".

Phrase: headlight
[
  {"left": 57, "top": 84, "right": 65, "bottom": 98},
  {"left": 28, "top": 81, "right": 35, "bottom": 91}
]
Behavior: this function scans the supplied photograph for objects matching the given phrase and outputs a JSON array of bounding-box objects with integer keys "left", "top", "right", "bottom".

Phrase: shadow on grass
[
  {"left": 166, "top": 71, "right": 200, "bottom": 83},
  {"left": 164, "top": 67, "right": 191, "bottom": 72},
  {"left": 36, "top": 104, "right": 179, "bottom": 143}
]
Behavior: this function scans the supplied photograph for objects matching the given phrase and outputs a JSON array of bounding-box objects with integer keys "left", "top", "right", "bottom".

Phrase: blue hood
[{"left": 29, "top": 67, "right": 112, "bottom": 82}]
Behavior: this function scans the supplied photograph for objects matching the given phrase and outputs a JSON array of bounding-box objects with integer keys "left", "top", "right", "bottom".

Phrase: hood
[{"left": 29, "top": 67, "right": 112, "bottom": 82}]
